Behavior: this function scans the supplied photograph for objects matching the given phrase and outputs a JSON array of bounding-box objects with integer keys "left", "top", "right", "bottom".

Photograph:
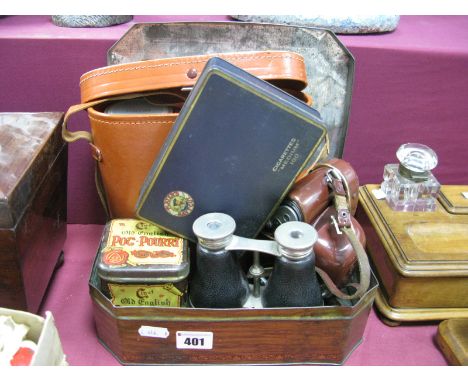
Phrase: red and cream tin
[{"left": 96, "top": 219, "right": 189, "bottom": 307}]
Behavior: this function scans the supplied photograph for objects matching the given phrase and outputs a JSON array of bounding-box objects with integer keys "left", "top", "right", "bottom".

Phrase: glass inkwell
[{"left": 381, "top": 143, "right": 440, "bottom": 212}]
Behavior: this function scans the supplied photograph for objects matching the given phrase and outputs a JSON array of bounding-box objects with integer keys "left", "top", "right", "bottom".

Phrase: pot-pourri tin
[{"left": 96, "top": 219, "right": 189, "bottom": 307}]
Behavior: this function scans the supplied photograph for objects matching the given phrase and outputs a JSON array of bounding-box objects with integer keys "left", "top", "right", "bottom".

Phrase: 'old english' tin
[{"left": 96, "top": 219, "right": 189, "bottom": 307}]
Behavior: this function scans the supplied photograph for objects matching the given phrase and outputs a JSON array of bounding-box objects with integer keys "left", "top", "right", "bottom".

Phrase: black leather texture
[
  {"left": 262, "top": 255, "right": 323, "bottom": 308},
  {"left": 189, "top": 245, "right": 250, "bottom": 308}
]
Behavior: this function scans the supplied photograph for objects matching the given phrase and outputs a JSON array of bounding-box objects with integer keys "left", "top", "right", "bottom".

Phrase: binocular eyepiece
[{"left": 189, "top": 213, "right": 323, "bottom": 308}]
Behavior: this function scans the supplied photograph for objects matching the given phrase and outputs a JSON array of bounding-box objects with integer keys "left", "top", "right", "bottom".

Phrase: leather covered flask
[
  {"left": 61, "top": 51, "right": 313, "bottom": 218},
  {"left": 312, "top": 206, "right": 366, "bottom": 288},
  {"left": 135, "top": 57, "right": 327, "bottom": 242}
]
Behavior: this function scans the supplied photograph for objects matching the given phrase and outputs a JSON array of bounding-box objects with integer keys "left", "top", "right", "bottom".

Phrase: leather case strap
[
  {"left": 79, "top": 51, "right": 308, "bottom": 103},
  {"left": 316, "top": 226, "right": 371, "bottom": 300},
  {"left": 62, "top": 90, "right": 169, "bottom": 144},
  {"left": 317, "top": 175, "right": 371, "bottom": 300},
  {"left": 316, "top": 168, "right": 371, "bottom": 300},
  {"left": 63, "top": 51, "right": 310, "bottom": 145}
]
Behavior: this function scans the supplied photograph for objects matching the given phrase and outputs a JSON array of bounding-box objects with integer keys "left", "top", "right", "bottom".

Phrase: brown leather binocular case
[{"left": 62, "top": 51, "right": 313, "bottom": 218}]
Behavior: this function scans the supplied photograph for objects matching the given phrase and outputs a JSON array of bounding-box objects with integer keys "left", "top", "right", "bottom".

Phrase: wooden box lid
[
  {"left": 359, "top": 184, "right": 468, "bottom": 277},
  {"left": 437, "top": 319, "right": 468, "bottom": 365},
  {"left": 438, "top": 186, "right": 468, "bottom": 214},
  {"left": 0, "top": 112, "right": 64, "bottom": 229}
]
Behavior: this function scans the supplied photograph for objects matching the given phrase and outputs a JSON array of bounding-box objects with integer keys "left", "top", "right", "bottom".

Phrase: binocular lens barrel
[{"left": 190, "top": 213, "right": 323, "bottom": 308}]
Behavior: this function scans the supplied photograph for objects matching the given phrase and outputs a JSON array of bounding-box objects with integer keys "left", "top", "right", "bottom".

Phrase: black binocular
[{"left": 189, "top": 213, "right": 324, "bottom": 309}]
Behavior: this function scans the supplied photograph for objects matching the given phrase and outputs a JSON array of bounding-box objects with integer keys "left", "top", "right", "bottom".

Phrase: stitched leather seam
[
  {"left": 89, "top": 116, "right": 174, "bottom": 125},
  {"left": 80, "top": 54, "right": 305, "bottom": 85}
]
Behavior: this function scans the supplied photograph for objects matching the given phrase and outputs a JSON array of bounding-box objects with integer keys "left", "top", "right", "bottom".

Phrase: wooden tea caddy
[
  {"left": 357, "top": 184, "right": 468, "bottom": 325},
  {"left": 0, "top": 112, "right": 67, "bottom": 312}
]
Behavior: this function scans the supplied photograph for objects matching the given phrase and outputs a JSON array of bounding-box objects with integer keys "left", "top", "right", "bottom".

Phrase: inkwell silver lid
[{"left": 396, "top": 143, "right": 438, "bottom": 182}]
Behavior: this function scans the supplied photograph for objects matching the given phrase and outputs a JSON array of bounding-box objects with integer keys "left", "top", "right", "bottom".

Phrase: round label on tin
[
  {"left": 163, "top": 191, "right": 195, "bottom": 217},
  {"left": 102, "top": 248, "right": 129, "bottom": 266}
]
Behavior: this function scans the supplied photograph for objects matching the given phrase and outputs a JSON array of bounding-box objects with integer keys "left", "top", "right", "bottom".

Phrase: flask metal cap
[
  {"left": 274, "top": 221, "right": 318, "bottom": 260},
  {"left": 192, "top": 213, "right": 236, "bottom": 249}
]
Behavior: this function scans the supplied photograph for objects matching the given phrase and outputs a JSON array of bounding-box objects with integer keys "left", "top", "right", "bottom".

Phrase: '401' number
[
  {"left": 176, "top": 331, "right": 213, "bottom": 349},
  {"left": 184, "top": 337, "right": 205, "bottom": 346}
]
